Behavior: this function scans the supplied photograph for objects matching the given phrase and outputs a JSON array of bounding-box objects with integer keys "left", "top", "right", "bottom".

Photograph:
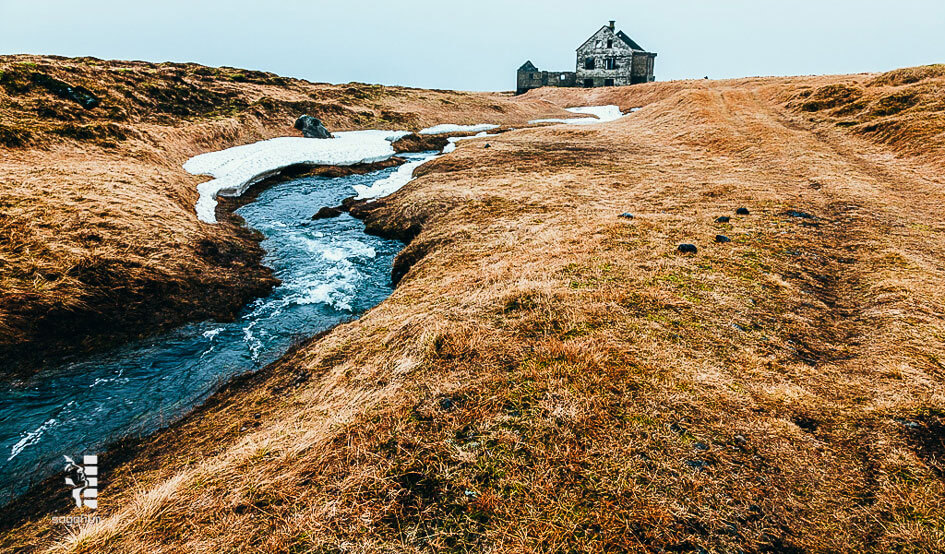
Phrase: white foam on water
[
  {"left": 8, "top": 418, "right": 59, "bottom": 461},
  {"left": 291, "top": 263, "right": 362, "bottom": 312},
  {"left": 202, "top": 328, "right": 223, "bottom": 340}
]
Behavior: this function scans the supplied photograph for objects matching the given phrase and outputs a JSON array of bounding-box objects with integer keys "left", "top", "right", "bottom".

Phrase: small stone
[
  {"left": 693, "top": 442, "right": 709, "bottom": 451},
  {"left": 677, "top": 243, "right": 698, "bottom": 254},
  {"left": 715, "top": 216, "right": 731, "bottom": 223},
  {"left": 686, "top": 460, "right": 707, "bottom": 470},
  {"left": 483, "top": 143, "right": 491, "bottom": 148},
  {"left": 618, "top": 212, "right": 634, "bottom": 219},
  {"left": 438, "top": 397, "right": 455, "bottom": 411},
  {"left": 715, "top": 234, "right": 731, "bottom": 243},
  {"left": 735, "top": 207, "right": 750, "bottom": 215},
  {"left": 734, "top": 435, "right": 747, "bottom": 445},
  {"left": 783, "top": 209, "right": 816, "bottom": 219}
]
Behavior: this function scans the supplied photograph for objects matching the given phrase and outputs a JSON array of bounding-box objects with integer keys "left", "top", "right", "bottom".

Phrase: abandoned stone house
[{"left": 516, "top": 20, "right": 656, "bottom": 95}]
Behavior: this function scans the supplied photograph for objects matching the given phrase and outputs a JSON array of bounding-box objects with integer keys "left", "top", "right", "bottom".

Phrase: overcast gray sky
[{"left": 2, "top": 0, "right": 943, "bottom": 91}]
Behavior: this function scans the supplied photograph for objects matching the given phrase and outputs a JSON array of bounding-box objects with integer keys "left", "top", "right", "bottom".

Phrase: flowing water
[{"left": 0, "top": 152, "right": 434, "bottom": 505}]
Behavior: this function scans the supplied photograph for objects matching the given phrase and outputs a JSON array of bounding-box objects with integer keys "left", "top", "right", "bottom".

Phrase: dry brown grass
[
  {"left": 2, "top": 67, "right": 945, "bottom": 552},
  {"left": 0, "top": 54, "right": 570, "bottom": 375}
]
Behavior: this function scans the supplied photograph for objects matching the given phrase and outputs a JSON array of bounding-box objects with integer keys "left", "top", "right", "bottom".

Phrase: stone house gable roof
[
  {"left": 576, "top": 26, "right": 614, "bottom": 52},
  {"left": 575, "top": 25, "right": 648, "bottom": 53},
  {"left": 518, "top": 61, "right": 539, "bottom": 72},
  {"left": 616, "top": 31, "right": 645, "bottom": 51}
]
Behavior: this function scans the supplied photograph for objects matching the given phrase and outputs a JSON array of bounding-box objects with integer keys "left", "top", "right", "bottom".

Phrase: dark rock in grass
[
  {"left": 715, "top": 234, "right": 731, "bottom": 243},
  {"left": 693, "top": 442, "right": 709, "bottom": 451},
  {"left": 484, "top": 143, "right": 491, "bottom": 148},
  {"left": 618, "top": 212, "right": 634, "bottom": 219},
  {"left": 294, "top": 114, "right": 332, "bottom": 139},
  {"left": 686, "top": 460, "right": 708, "bottom": 470},
  {"left": 783, "top": 209, "right": 816, "bottom": 219},
  {"left": 311, "top": 206, "right": 343, "bottom": 219},
  {"left": 735, "top": 207, "right": 750, "bottom": 215},
  {"left": 677, "top": 243, "right": 698, "bottom": 254},
  {"left": 715, "top": 216, "right": 731, "bottom": 223},
  {"left": 30, "top": 72, "right": 99, "bottom": 109},
  {"left": 438, "top": 397, "right": 455, "bottom": 411}
]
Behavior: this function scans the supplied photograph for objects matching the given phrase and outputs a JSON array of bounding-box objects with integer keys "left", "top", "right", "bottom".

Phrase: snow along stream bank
[
  {"left": 185, "top": 130, "right": 411, "bottom": 223},
  {"left": 184, "top": 106, "right": 628, "bottom": 223}
]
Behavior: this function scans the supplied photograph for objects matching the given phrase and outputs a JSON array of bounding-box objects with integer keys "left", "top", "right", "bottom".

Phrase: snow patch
[
  {"left": 419, "top": 123, "right": 499, "bottom": 135},
  {"left": 529, "top": 105, "right": 625, "bottom": 125},
  {"left": 442, "top": 131, "right": 498, "bottom": 154},
  {"left": 351, "top": 153, "right": 437, "bottom": 200},
  {"left": 184, "top": 130, "right": 411, "bottom": 223}
]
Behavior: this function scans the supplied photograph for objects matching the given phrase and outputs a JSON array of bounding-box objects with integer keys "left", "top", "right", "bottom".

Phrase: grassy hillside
[
  {"left": 2, "top": 65, "right": 944, "bottom": 552},
  {"left": 0, "top": 55, "right": 569, "bottom": 375}
]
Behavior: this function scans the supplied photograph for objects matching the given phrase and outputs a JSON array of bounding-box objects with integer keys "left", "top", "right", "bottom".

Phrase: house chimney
[{"left": 609, "top": 20, "right": 615, "bottom": 30}]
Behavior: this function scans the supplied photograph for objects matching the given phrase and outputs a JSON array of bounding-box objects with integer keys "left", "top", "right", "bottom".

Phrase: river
[{"left": 0, "top": 152, "right": 435, "bottom": 505}]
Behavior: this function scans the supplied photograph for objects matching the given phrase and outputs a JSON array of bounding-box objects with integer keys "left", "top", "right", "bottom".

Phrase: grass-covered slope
[
  {"left": 2, "top": 67, "right": 944, "bottom": 552},
  {"left": 0, "top": 55, "right": 569, "bottom": 376}
]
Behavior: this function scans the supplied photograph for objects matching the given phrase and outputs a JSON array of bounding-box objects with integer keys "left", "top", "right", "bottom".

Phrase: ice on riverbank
[
  {"left": 419, "top": 123, "right": 500, "bottom": 135},
  {"left": 442, "top": 131, "right": 498, "bottom": 154},
  {"left": 529, "top": 105, "right": 625, "bottom": 125},
  {"left": 184, "top": 130, "right": 411, "bottom": 223},
  {"left": 351, "top": 152, "right": 438, "bottom": 200}
]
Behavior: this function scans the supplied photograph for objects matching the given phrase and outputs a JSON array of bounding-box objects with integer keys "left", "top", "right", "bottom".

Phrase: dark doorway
[
  {"left": 604, "top": 78, "right": 615, "bottom": 87},
  {"left": 584, "top": 58, "right": 595, "bottom": 70},
  {"left": 583, "top": 79, "right": 594, "bottom": 88}
]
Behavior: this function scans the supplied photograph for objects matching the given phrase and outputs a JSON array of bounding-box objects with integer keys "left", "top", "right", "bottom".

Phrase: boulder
[
  {"left": 311, "top": 206, "right": 343, "bottom": 220},
  {"left": 715, "top": 216, "right": 731, "bottom": 223},
  {"left": 715, "top": 234, "right": 731, "bottom": 243},
  {"left": 294, "top": 115, "right": 332, "bottom": 139},
  {"left": 618, "top": 212, "right": 634, "bottom": 219},
  {"left": 677, "top": 243, "right": 698, "bottom": 254},
  {"left": 735, "top": 207, "right": 750, "bottom": 215}
]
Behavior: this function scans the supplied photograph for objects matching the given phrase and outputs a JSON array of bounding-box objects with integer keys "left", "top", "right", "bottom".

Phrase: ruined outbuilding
[{"left": 517, "top": 20, "right": 656, "bottom": 95}]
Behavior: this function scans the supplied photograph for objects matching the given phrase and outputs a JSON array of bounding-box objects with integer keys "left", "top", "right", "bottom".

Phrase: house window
[
  {"left": 607, "top": 39, "right": 613, "bottom": 48},
  {"left": 605, "top": 58, "right": 617, "bottom": 70},
  {"left": 559, "top": 74, "right": 568, "bottom": 81},
  {"left": 604, "top": 78, "right": 615, "bottom": 86},
  {"left": 584, "top": 57, "right": 595, "bottom": 70},
  {"left": 531, "top": 73, "right": 537, "bottom": 79},
  {"left": 583, "top": 78, "right": 594, "bottom": 88}
]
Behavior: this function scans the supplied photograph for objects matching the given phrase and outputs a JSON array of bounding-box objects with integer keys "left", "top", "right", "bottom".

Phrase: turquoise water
[{"left": 0, "top": 153, "right": 432, "bottom": 505}]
